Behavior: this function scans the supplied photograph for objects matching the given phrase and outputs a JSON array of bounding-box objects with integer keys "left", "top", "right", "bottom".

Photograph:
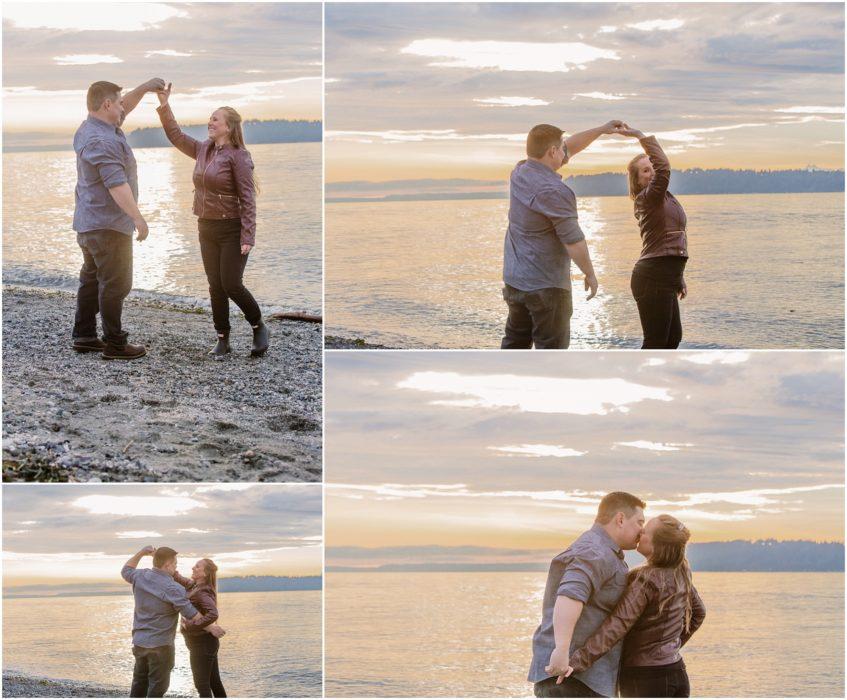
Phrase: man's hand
[
  {"left": 545, "top": 646, "right": 572, "bottom": 684},
  {"left": 600, "top": 119, "right": 625, "bottom": 134},
  {"left": 616, "top": 126, "right": 645, "bottom": 139},
  {"left": 206, "top": 623, "right": 227, "bottom": 638},
  {"left": 678, "top": 279, "right": 688, "bottom": 300},
  {"left": 143, "top": 78, "right": 166, "bottom": 93},
  {"left": 584, "top": 273, "right": 598, "bottom": 301},
  {"left": 139, "top": 545, "right": 156, "bottom": 556},
  {"left": 135, "top": 217, "right": 149, "bottom": 242}
]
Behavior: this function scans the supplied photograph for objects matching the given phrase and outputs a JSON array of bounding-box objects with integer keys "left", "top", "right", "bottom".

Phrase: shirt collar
[
  {"left": 590, "top": 522, "right": 625, "bottom": 560},
  {"left": 86, "top": 114, "right": 121, "bottom": 136},
  {"left": 150, "top": 567, "right": 173, "bottom": 578},
  {"left": 524, "top": 158, "right": 563, "bottom": 181}
]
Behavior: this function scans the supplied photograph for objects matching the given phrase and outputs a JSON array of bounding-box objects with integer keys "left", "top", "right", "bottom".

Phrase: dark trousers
[
  {"left": 501, "top": 284, "right": 573, "bottom": 349},
  {"left": 198, "top": 218, "right": 261, "bottom": 332},
  {"left": 130, "top": 644, "right": 174, "bottom": 698},
  {"left": 630, "top": 258, "right": 687, "bottom": 349},
  {"left": 73, "top": 229, "right": 133, "bottom": 344},
  {"left": 534, "top": 676, "right": 604, "bottom": 698},
  {"left": 620, "top": 663, "right": 691, "bottom": 698},
  {"left": 185, "top": 633, "right": 227, "bottom": 698}
]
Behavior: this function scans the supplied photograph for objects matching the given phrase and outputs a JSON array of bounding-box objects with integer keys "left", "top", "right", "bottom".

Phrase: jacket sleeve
[
  {"left": 681, "top": 585, "right": 706, "bottom": 646},
  {"left": 172, "top": 571, "right": 195, "bottom": 591},
  {"left": 232, "top": 149, "right": 256, "bottom": 247},
  {"left": 181, "top": 589, "right": 220, "bottom": 629},
  {"left": 637, "top": 135, "right": 671, "bottom": 209},
  {"left": 156, "top": 103, "right": 200, "bottom": 159},
  {"left": 569, "top": 576, "right": 652, "bottom": 672}
]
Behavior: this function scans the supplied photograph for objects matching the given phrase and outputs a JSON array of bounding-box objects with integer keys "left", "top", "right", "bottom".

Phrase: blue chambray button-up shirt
[
  {"left": 503, "top": 153, "right": 585, "bottom": 292},
  {"left": 528, "top": 523, "right": 629, "bottom": 697},
  {"left": 73, "top": 115, "right": 138, "bottom": 235},
  {"left": 121, "top": 565, "right": 199, "bottom": 648}
]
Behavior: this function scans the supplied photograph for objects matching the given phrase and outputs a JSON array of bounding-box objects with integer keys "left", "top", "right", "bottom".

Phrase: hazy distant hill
[
  {"left": 4, "top": 575, "right": 322, "bottom": 599},
  {"left": 126, "top": 119, "right": 322, "bottom": 148},
  {"left": 327, "top": 540, "right": 844, "bottom": 572},
  {"left": 326, "top": 169, "right": 844, "bottom": 202}
]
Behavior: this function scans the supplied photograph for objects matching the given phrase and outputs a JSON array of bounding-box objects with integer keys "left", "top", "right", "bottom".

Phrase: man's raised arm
[
  {"left": 565, "top": 120, "right": 624, "bottom": 159},
  {"left": 121, "top": 545, "right": 155, "bottom": 582},
  {"left": 120, "top": 78, "right": 165, "bottom": 120}
]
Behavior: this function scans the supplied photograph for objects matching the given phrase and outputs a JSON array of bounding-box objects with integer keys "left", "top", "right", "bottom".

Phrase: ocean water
[
  {"left": 325, "top": 193, "right": 845, "bottom": 348},
  {"left": 3, "top": 143, "right": 321, "bottom": 315},
  {"left": 324, "top": 571, "right": 845, "bottom": 697},
  {"left": 2, "top": 590, "right": 322, "bottom": 697}
]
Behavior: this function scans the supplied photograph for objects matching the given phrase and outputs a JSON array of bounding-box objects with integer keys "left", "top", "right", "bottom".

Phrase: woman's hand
[
  {"left": 616, "top": 125, "right": 645, "bottom": 139},
  {"left": 156, "top": 82, "right": 172, "bottom": 106},
  {"left": 241, "top": 244, "right": 253, "bottom": 256},
  {"left": 678, "top": 279, "right": 688, "bottom": 300}
]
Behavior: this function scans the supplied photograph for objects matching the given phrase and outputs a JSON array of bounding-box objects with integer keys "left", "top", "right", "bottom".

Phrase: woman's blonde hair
[
  {"left": 199, "top": 558, "right": 219, "bottom": 593},
  {"left": 627, "top": 154, "right": 650, "bottom": 200},
  {"left": 215, "top": 106, "right": 259, "bottom": 193},
  {"left": 635, "top": 514, "right": 694, "bottom": 632}
]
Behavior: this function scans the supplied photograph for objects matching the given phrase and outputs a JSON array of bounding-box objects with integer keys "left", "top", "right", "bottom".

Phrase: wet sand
[
  {"left": 2, "top": 671, "right": 190, "bottom": 698},
  {"left": 2, "top": 286, "right": 321, "bottom": 482}
]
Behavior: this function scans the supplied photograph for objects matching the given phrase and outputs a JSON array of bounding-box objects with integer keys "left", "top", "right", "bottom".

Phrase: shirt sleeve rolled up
[
  {"left": 121, "top": 565, "right": 138, "bottom": 584},
  {"left": 83, "top": 139, "right": 128, "bottom": 189},
  {"left": 557, "top": 555, "right": 602, "bottom": 603},
  {"left": 162, "top": 582, "right": 199, "bottom": 618},
  {"left": 532, "top": 186, "right": 585, "bottom": 246}
]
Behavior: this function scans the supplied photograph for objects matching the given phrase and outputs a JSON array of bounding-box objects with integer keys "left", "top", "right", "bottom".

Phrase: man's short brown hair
[
  {"left": 87, "top": 81, "right": 122, "bottom": 112},
  {"left": 595, "top": 491, "right": 646, "bottom": 524},
  {"left": 526, "top": 124, "right": 564, "bottom": 159},
  {"left": 153, "top": 546, "right": 178, "bottom": 568}
]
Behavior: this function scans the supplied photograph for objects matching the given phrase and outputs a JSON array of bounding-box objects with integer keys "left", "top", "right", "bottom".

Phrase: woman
[
  {"left": 565, "top": 515, "right": 706, "bottom": 697},
  {"left": 174, "top": 558, "right": 227, "bottom": 697},
  {"left": 620, "top": 126, "right": 689, "bottom": 349},
  {"left": 156, "top": 83, "right": 269, "bottom": 358}
]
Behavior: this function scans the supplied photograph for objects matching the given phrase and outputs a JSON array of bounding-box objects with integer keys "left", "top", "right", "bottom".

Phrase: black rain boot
[
  {"left": 250, "top": 321, "right": 270, "bottom": 357},
  {"left": 209, "top": 331, "right": 231, "bottom": 359}
]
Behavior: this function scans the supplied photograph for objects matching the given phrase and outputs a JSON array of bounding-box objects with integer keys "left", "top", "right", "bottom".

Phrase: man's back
[
  {"left": 504, "top": 159, "right": 585, "bottom": 292},
  {"left": 121, "top": 566, "right": 197, "bottom": 648},
  {"left": 529, "top": 524, "right": 629, "bottom": 697}
]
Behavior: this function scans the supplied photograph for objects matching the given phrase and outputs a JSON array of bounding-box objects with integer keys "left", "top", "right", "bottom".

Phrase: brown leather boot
[{"left": 102, "top": 341, "right": 147, "bottom": 360}]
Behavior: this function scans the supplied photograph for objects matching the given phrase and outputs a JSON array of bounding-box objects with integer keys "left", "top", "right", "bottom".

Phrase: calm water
[
  {"left": 325, "top": 193, "right": 845, "bottom": 348},
  {"left": 3, "top": 143, "right": 321, "bottom": 315},
  {"left": 3, "top": 590, "right": 322, "bottom": 697},
  {"left": 325, "top": 571, "right": 844, "bottom": 697}
]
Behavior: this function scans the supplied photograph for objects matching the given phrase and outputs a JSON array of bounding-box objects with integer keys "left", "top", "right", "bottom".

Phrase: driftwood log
[{"left": 270, "top": 311, "right": 322, "bottom": 323}]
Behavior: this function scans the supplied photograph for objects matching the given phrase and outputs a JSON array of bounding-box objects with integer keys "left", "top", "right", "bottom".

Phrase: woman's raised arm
[{"left": 155, "top": 84, "right": 201, "bottom": 159}]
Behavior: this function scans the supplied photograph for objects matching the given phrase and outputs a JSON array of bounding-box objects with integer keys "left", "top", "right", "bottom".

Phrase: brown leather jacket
[
  {"left": 634, "top": 136, "right": 688, "bottom": 262},
  {"left": 173, "top": 571, "right": 219, "bottom": 637},
  {"left": 570, "top": 566, "right": 705, "bottom": 671},
  {"left": 156, "top": 103, "right": 257, "bottom": 246}
]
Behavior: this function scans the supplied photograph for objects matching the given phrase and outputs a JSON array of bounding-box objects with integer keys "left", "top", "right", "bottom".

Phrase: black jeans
[
  {"left": 620, "top": 662, "right": 690, "bottom": 697},
  {"left": 198, "top": 218, "right": 261, "bottom": 332},
  {"left": 130, "top": 644, "right": 174, "bottom": 698},
  {"left": 501, "top": 284, "right": 573, "bottom": 349},
  {"left": 534, "top": 676, "right": 603, "bottom": 698},
  {"left": 185, "top": 633, "right": 227, "bottom": 697},
  {"left": 74, "top": 229, "right": 133, "bottom": 344},
  {"left": 630, "top": 257, "right": 687, "bottom": 349}
]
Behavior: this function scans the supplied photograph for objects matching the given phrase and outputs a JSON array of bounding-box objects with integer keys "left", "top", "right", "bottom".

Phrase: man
[
  {"left": 121, "top": 545, "right": 223, "bottom": 697},
  {"left": 502, "top": 120, "right": 624, "bottom": 349},
  {"left": 529, "top": 492, "right": 646, "bottom": 698},
  {"left": 72, "top": 78, "right": 164, "bottom": 360}
]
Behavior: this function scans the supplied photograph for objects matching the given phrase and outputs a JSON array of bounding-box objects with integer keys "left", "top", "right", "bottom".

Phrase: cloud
[
  {"left": 489, "top": 444, "right": 586, "bottom": 458},
  {"left": 615, "top": 441, "right": 694, "bottom": 452},
  {"left": 177, "top": 528, "right": 213, "bottom": 534},
  {"left": 144, "top": 49, "right": 194, "bottom": 58},
  {"left": 72, "top": 494, "right": 205, "bottom": 517},
  {"left": 3, "top": 3, "right": 186, "bottom": 31},
  {"left": 474, "top": 96, "right": 550, "bottom": 107},
  {"left": 400, "top": 39, "right": 620, "bottom": 73},
  {"left": 53, "top": 54, "right": 123, "bottom": 66},
  {"left": 396, "top": 372, "right": 672, "bottom": 415},
  {"left": 776, "top": 106, "right": 845, "bottom": 115},
  {"left": 628, "top": 19, "right": 685, "bottom": 31},
  {"left": 680, "top": 351, "right": 751, "bottom": 365},
  {"left": 574, "top": 92, "right": 634, "bottom": 101},
  {"left": 116, "top": 531, "right": 164, "bottom": 539},
  {"left": 326, "top": 129, "right": 525, "bottom": 144}
]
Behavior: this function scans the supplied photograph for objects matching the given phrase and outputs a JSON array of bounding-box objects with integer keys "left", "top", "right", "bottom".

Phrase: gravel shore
[
  {"left": 2, "top": 286, "right": 321, "bottom": 482},
  {"left": 2, "top": 671, "right": 184, "bottom": 698},
  {"left": 324, "top": 335, "right": 389, "bottom": 349}
]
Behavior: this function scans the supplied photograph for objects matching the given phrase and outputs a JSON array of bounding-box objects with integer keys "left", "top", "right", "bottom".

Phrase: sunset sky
[
  {"left": 326, "top": 2, "right": 845, "bottom": 185},
  {"left": 2, "top": 2, "right": 321, "bottom": 146},
  {"left": 3, "top": 484, "right": 322, "bottom": 588},
  {"left": 325, "top": 351, "right": 844, "bottom": 565}
]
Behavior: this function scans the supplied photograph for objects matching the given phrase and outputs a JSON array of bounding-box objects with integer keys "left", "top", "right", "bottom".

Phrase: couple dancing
[
  {"left": 122, "top": 545, "right": 226, "bottom": 697},
  {"left": 502, "top": 121, "right": 689, "bottom": 350},
  {"left": 530, "top": 492, "right": 706, "bottom": 698},
  {"left": 71, "top": 78, "right": 269, "bottom": 360}
]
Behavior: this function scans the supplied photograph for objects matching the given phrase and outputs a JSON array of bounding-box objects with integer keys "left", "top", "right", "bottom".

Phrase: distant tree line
[
  {"left": 127, "top": 119, "right": 322, "bottom": 148},
  {"left": 565, "top": 168, "right": 844, "bottom": 196},
  {"left": 217, "top": 575, "right": 322, "bottom": 592},
  {"left": 684, "top": 539, "right": 844, "bottom": 572}
]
